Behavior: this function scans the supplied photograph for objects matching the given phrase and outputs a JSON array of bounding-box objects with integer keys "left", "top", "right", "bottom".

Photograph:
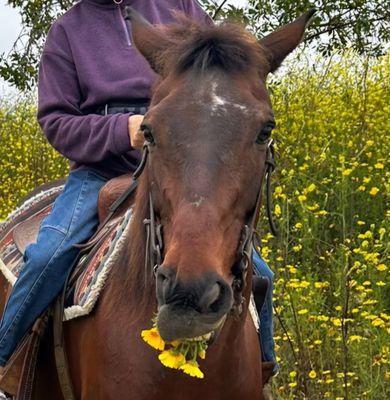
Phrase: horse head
[{"left": 126, "top": 8, "right": 314, "bottom": 342}]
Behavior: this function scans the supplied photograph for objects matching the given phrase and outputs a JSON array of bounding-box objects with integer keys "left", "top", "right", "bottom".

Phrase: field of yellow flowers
[{"left": 0, "top": 54, "right": 389, "bottom": 399}]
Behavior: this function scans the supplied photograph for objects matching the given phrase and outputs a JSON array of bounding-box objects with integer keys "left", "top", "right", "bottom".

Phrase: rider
[{"left": 0, "top": 0, "right": 277, "bottom": 384}]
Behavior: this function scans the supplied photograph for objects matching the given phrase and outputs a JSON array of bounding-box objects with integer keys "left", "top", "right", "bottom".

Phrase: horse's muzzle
[{"left": 155, "top": 266, "right": 233, "bottom": 342}]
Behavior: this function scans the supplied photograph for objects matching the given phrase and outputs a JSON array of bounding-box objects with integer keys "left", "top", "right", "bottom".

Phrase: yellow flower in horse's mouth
[
  {"left": 158, "top": 349, "right": 186, "bottom": 369},
  {"left": 141, "top": 327, "right": 165, "bottom": 351},
  {"left": 179, "top": 360, "right": 204, "bottom": 379},
  {"left": 141, "top": 320, "right": 209, "bottom": 378}
]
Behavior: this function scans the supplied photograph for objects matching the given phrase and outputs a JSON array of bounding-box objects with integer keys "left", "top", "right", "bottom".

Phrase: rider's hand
[{"left": 128, "top": 114, "right": 145, "bottom": 149}]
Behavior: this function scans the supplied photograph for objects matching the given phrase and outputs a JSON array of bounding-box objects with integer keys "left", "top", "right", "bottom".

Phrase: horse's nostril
[
  {"left": 156, "top": 266, "right": 176, "bottom": 304},
  {"left": 200, "top": 282, "right": 222, "bottom": 312}
]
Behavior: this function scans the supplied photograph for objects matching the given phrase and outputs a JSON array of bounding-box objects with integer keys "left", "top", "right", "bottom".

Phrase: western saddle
[{"left": 0, "top": 173, "right": 134, "bottom": 399}]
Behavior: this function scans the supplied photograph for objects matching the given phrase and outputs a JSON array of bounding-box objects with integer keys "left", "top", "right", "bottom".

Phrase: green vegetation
[
  {"left": 0, "top": 54, "right": 389, "bottom": 399},
  {"left": 2, "top": 1, "right": 388, "bottom": 90},
  {"left": 0, "top": 99, "right": 68, "bottom": 213}
]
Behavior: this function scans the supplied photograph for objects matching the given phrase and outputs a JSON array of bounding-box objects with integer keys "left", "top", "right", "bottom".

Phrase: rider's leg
[
  {"left": 252, "top": 250, "right": 278, "bottom": 373},
  {"left": 0, "top": 169, "right": 107, "bottom": 366}
]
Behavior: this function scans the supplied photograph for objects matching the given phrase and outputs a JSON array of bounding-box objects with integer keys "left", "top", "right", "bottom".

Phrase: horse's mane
[
  {"left": 159, "top": 15, "right": 268, "bottom": 75},
  {"left": 122, "top": 173, "right": 153, "bottom": 307}
]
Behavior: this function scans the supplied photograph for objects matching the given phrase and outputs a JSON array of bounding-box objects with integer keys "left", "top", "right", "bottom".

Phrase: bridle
[{"left": 129, "top": 137, "right": 278, "bottom": 315}]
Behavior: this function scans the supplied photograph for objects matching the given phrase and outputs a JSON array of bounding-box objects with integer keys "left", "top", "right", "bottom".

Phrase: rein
[{"left": 231, "top": 139, "right": 277, "bottom": 315}]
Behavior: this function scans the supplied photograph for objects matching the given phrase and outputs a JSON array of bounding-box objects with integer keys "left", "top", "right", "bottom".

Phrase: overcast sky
[{"left": 0, "top": 0, "right": 247, "bottom": 93}]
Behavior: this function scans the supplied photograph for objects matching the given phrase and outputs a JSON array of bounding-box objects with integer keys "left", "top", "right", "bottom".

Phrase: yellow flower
[
  {"left": 304, "top": 183, "right": 317, "bottom": 193},
  {"left": 141, "top": 327, "right": 165, "bottom": 351},
  {"left": 274, "top": 204, "right": 281, "bottom": 217},
  {"left": 342, "top": 168, "right": 352, "bottom": 176},
  {"left": 348, "top": 335, "right": 364, "bottom": 343},
  {"left": 292, "top": 245, "right": 302, "bottom": 252},
  {"left": 376, "top": 264, "right": 387, "bottom": 271},
  {"left": 372, "top": 318, "right": 385, "bottom": 327},
  {"left": 298, "top": 194, "right": 307, "bottom": 202},
  {"left": 198, "top": 349, "right": 206, "bottom": 360},
  {"left": 298, "top": 309, "right": 308, "bottom": 315},
  {"left": 308, "top": 370, "right": 317, "bottom": 379},
  {"left": 179, "top": 360, "right": 204, "bottom": 379},
  {"left": 158, "top": 350, "right": 186, "bottom": 369},
  {"left": 295, "top": 222, "right": 303, "bottom": 229},
  {"left": 374, "top": 162, "right": 384, "bottom": 169},
  {"left": 369, "top": 187, "right": 379, "bottom": 196}
]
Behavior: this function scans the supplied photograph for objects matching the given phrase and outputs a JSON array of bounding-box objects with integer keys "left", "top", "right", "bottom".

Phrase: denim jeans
[
  {"left": 252, "top": 250, "right": 277, "bottom": 370},
  {"left": 0, "top": 169, "right": 107, "bottom": 366}
]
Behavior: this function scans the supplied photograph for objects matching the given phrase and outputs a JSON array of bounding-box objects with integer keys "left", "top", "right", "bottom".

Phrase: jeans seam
[
  {"left": 39, "top": 225, "right": 68, "bottom": 235},
  {"left": 67, "top": 172, "right": 91, "bottom": 235}
]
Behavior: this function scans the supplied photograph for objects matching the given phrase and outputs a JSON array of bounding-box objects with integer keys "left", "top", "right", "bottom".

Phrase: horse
[{"left": 0, "top": 8, "right": 314, "bottom": 399}]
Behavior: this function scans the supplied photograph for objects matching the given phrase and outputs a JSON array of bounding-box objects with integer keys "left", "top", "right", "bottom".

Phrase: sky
[{"left": 0, "top": 0, "right": 247, "bottom": 93}]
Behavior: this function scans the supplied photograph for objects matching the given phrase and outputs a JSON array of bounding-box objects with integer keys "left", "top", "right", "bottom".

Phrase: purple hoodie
[{"left": 37, "top": 0, "right": 211, "bottom": 178}]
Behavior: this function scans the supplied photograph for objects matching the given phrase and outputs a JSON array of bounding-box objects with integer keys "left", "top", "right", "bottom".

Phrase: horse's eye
[
  {"left": 141, "top": 124, "right": 155, "bottom": 145},
  {"left": 255, "top": 122, "right": 275, "bottom": 144}
]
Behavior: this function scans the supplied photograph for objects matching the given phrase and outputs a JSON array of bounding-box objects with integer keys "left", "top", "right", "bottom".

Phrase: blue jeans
[
  {"left": 0, "top": 169, "right": 107, "bottom": 366},
  {"left": 252, "top": 250, "right": 277, "bottom": 369}
]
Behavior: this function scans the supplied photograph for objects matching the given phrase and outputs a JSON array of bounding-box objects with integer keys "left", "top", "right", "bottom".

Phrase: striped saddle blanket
[{"left": 0, "top": 185, "right": 132, "bottom": 321}]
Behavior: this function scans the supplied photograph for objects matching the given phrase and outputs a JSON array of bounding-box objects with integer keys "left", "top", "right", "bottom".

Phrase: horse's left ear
[
  {"left": 259, "top": 9, "right": 316, "bottom": 74},
  {"left": 125, "top": 6, "right": 171, "bottom": 75}
]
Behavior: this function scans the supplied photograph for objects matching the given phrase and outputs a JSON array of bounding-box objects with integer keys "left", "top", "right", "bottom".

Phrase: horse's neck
[{"left": 108, "top": 217, "right": 157, "bottom": 320}]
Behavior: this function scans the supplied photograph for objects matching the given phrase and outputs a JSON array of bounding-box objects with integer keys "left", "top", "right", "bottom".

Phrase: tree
[{"left": 1, "top": 0, "right": 388, "bottom": 91}]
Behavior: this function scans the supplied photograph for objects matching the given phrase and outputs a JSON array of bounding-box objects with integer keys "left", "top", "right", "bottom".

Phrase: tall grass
[{"left": 0, "top": 54, "right": 389, "bottom": 399}]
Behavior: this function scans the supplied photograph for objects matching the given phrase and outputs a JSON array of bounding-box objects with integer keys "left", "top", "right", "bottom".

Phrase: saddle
[
  {"left": 12, "top": 174, "right": 133, "bottom": 255},
  {"left": 0, "top": 173, "right": 134, "bottom": 399}
]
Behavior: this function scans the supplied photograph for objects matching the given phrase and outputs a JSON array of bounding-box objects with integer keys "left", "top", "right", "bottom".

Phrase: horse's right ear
[
  {"left": 125, "top": 7, "right": 171, "bottom": 75},
  {"left": 259, "top": 9, "right": 316, "bottom": 74}
]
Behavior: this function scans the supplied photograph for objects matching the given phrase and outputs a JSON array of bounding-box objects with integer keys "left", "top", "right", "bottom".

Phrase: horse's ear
[
  {"left": 259, "top": 9, "right": 316, "bottom": 74},
  {"left": 125, "top": 7, "right": 170, "bottom": 75}
]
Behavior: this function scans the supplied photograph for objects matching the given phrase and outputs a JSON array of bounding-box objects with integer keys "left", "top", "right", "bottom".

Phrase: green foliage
[
  {"left": 201, "top": 0, "right": 389, "bottom": 57},
  {"left": 0, "top": 53, "right": 389, "bottom": 399},
  {"left": 0, "top": 99, "right": 68, "bottom": 214},
  {"left": 1, "top": 0, "right": 389, "bottom": 90},
  {"left": 256, "top": 53, "right": 389, "bottom": 399}
]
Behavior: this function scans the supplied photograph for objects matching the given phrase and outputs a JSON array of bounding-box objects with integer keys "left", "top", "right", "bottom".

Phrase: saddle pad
[
  {"left": 0, "top": 186, "right": 133, "bottom": 322},
  {"left": 0, "top": 186, "right": 63, "bottom": 281},
  {"left": 64, "top": 209, "right": 132, "bottom": 321}
]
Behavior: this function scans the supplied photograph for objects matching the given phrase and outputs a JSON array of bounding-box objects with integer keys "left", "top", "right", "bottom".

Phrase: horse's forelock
[{"left": 158, "top": 15, "right": 268, "bottom": 76}]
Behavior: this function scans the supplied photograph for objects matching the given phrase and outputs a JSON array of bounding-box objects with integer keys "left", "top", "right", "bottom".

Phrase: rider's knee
[{"left": 23, "top": 227, "right": 67, "bottom": 268}]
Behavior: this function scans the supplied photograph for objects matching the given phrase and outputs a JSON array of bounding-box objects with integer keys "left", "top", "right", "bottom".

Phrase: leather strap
[
  {"left": 53, "top": 282, "right": 76, "bottom": 400},
  {"left": 16, "top": 313, "right": 50, "bottom": 400}
]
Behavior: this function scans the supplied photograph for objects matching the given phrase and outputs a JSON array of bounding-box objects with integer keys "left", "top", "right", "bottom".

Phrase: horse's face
[{"left": 128, "top": 8, "right": 314, "bottom": 341}]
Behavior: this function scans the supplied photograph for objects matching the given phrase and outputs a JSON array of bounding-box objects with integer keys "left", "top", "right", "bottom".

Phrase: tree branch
[
  {"left": 304, "top": 15, "right": 388, "bottom": 42},
  {"left": 212, "top": 0, "right": 229, "bottom": 19}
]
